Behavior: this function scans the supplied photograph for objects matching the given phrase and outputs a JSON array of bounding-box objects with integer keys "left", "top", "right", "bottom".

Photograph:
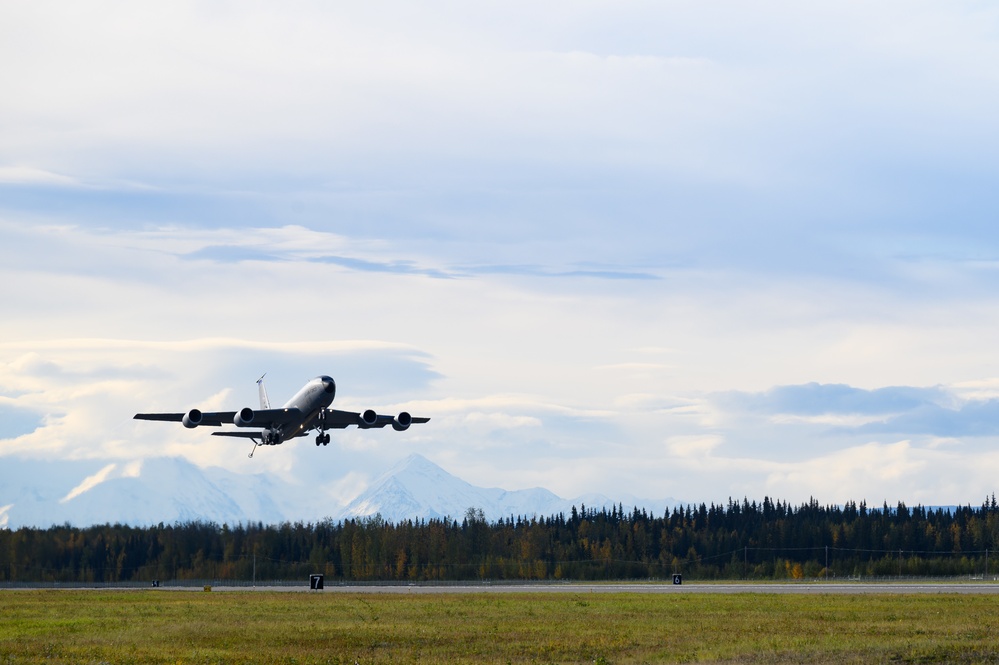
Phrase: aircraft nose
[{"left": 323, "top": 378, "right": 336, "bottom": 395}]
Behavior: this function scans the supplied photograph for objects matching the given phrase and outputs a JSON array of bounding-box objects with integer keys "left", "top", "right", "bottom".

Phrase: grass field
[{"left": 2, "top": 589, "right": 999, "bottom": 663}]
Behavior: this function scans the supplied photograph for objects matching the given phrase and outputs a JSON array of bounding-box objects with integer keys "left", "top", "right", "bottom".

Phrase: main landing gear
[{"left": 315, "top": 432, "right": 330, "bottom": 446}]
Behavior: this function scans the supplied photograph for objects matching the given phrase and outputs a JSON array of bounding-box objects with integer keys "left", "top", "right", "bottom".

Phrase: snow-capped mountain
[
  {"left": 334, "top": 454, "right": 675, "bottom": 523},
  {"left": 0, "top": 453, "right": 675, "bottom": 529},
  {"left": 0, "top": 456, "right": 304, "bottom": 529}
]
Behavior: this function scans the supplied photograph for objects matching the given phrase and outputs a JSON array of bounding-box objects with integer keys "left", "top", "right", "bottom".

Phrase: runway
[
  {"left": 8, "top": 580, "right": 999, "bottom": 594},
  {"left": 223, "top": 581, "right": 999, "bottom": 595}
]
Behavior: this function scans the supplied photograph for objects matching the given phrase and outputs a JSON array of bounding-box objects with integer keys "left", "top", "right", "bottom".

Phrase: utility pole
[
  {"left": 253, "top": 553, "right": 256, "bottom": 588},
  {"left": 825, "top": 546, "right": 828, "bottom": 581}
]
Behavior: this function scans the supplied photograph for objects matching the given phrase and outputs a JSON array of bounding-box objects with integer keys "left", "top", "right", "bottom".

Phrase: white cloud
[
  {"left": 325, "top": 471, "right": 371, "bottom": 505},
  {"left": 459, "top": 412, "right": 542, "bottom": 430},
  {"left": 4, "top": 213, "right": 999, "bottom": 505},
  {"left": 666, "top": 435, "right": 723, "bottom": 459},
  {"left": 61, "top": 463, "right": 117, "bottom": 503},
  {"left": 761, "top": 441, "right": 930, "bottom": 504},
  {"left": 0, "top": 166, "right": 78, "bottom": 186}
]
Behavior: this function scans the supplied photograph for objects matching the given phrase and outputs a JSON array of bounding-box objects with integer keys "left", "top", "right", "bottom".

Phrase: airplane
[{"left": 134, "top": 374, "right": 429, "bottom": 458}]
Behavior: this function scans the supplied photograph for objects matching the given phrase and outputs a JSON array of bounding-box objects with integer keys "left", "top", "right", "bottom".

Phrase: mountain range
[{"left": 0, "top": 453, "right": 675, "bottom": 529}]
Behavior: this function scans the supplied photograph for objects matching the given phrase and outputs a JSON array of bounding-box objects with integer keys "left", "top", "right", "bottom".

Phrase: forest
[{"left": 3, "top": 497, "right": 999, "bottom": 583}]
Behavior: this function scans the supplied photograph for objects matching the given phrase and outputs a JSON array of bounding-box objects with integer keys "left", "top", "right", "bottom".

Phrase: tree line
[{"left": 3, "top": 497, "right": 999, "bottom": 583}]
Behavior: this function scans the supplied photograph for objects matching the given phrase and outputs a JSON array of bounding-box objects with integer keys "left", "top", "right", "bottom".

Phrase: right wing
[{"left": 134, "top": 408, "right": 302, "bottom": 428}]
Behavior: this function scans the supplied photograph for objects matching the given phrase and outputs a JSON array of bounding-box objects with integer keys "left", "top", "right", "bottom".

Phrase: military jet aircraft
[{"left": 134, "top": 375, "right": 428, "bottom": 457}]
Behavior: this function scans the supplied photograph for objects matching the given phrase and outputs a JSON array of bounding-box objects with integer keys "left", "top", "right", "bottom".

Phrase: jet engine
[
  {"left": 182, "top": 409, "right": 203, "bottom": 429},
  {"left": 233, "top": 407, "right": 256, "bottom": 428},
  {"left": 392, "top": 412, "right": 413, "bottom": 431},
  {"left": 358, "top": 409, "right": 378, "bottom": 428}
]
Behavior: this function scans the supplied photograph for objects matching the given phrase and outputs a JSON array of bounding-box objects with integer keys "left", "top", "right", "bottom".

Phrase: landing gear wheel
[
  {"left": 324, "top": 433, "right": 331, "bottom": 444},
  {"left": 315, "top": 435, "right": 322, "bottom": 446}
]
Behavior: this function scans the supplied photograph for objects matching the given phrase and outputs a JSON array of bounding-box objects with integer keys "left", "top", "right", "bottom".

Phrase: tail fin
[{"left": 256, "top": 374, "right": 271, "bottom": 409}]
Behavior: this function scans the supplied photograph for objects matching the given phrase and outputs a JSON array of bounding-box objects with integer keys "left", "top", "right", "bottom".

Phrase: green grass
[{"left": 2, "top": 590, "right": 999, "bottom": 663}]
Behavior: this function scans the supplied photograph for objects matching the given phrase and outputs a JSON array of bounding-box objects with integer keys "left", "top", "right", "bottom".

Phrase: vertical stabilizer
[{"left": 256, "top": 374, "right": 271, "bottom": 409}]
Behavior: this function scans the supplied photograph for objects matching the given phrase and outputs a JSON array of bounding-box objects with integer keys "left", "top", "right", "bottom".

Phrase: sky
[{"left": 3, "top": 1, "right": 999, "bottom": 511}]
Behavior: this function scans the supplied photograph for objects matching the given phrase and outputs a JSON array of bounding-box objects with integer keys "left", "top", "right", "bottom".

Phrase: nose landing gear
[{"left": 315, "top": 432, "right": 330, "bottom": 446}]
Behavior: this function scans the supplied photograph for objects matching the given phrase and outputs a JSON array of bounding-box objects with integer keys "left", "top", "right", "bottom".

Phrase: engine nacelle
[
  {"left": 182, "top": 409, "right": 203, "bottom": 429},
  {"left": 359, "top": 409, "right": 378, "bottom": 428},
  {"left": 233, "top": 407, "right": 256, "bottom": 428},
  {"left": 392, "top": 412, "right": 413, "bottom": 431}
]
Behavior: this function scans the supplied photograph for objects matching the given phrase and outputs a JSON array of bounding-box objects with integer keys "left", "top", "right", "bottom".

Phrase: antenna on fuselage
[{"left": 256, "top": 374, "right": 270, "bottom": 409}]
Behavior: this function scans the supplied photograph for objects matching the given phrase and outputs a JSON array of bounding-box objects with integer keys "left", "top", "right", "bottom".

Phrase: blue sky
[{"left": 3, "top": 1, "right": 999, "bottom": 509}]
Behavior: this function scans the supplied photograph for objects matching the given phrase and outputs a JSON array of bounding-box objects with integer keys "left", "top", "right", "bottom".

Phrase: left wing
[{"left": 324, "top": 409, "right": 430, "bottom": 431}]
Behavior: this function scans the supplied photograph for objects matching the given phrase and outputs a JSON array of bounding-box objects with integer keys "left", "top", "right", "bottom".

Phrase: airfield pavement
[
  {"left": 190, "top": 581, "right": 999, "bottom": 594},
  {"left": 9, "top": 581, "right": 999, "bottom": 594}
]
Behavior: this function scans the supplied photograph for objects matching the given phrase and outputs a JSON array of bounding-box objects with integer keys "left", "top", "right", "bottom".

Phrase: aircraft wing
[
  {"left": 325, "top": 409, "right": 430, "bottom": 429},
  {"left": 133, "top": 408, "right": 303, "bottom": 428},
  {"left": 324, "top": 409, "right": 374, "bottom": 428},
  {"left": 133, "top": 412, "right": 236, "bottom": 427}
]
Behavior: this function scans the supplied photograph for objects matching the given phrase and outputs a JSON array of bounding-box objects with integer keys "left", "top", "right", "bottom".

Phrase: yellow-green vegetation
[{"left": 2, "top": 590, "right": 998, "bottom": 663}]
